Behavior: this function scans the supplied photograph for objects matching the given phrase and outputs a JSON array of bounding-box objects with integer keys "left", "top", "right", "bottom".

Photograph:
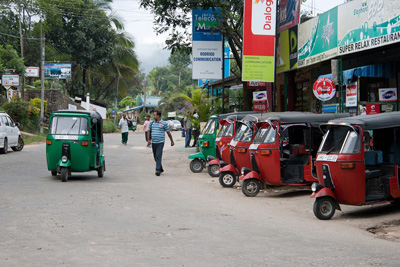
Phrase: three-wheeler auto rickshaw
[
  {"left": 240, "top": 112, "right": 349, "bottom": 197},
  {"left": 46, "top": 110, "right": 105, "bottom": 182},
  {"left": 311, "top": 112, "right": 400, "bottom": 220},
  {"left": 189, "top": 111, "right": 256, "bottom": 173},
  {"left": 207, "top": 113, "right": 256, "bottom": 177},
  {"left": 218, "top": 113, "right": 269, "bottom": 187}
]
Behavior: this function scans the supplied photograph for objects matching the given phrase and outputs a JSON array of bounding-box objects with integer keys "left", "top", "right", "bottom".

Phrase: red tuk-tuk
[
  {"left": 311, "top": 112, "right": 400, "bottom": 220},
  {"left": 207, "top": 113, "right": 257, "bottom": 177},
  {"left": 219, "top": 113, "right": 269, "bottom": 187},
  {"left": 240, "top": 112, "right": 349, "bottom": 197}
]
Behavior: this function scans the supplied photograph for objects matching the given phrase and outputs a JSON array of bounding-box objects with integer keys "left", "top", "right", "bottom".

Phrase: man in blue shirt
[{"left": 147, "top": 111, "right": 175, "bottom": 176}]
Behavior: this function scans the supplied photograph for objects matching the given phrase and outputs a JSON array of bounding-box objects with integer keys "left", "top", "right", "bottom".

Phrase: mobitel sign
[{"left": 242, "top": 0, "right": 276, "bottom": 82}]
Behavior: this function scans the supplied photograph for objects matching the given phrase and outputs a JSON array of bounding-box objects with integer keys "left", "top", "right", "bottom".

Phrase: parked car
[
  {"left": 168, "top": 120, "right": 182, "bottom": 131},
  {"left": 0, "top": 111, "right": 24, "bottom": 154}
]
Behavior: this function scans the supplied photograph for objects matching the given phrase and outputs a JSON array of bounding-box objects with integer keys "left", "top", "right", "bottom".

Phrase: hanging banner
[
  {"left": 44, "top": 63, "right": 71, "bottom": 79},
  {"left": 278, "top": 0, "right": 301, "bottom": 33},
  {"left": 298, "top": 7, "right": 338, "bottom": 68},
  {"left": 192, "top": 8, "right": 223, "bottom": 80},
  {"left": 313, "top": 77, "right": 336, "bottom": 101},
  {"left": 346, "top": 82, "right": 358, "bottom": 107},
  {"left": 242, "top": 0, "right": 277, "bottom": 82},
  {"left": 379, "top": 88, "right": 397, "bottom": 102},
  {"left": 276, "top": 26, "right": 298, "bottom": 73},
  {"left": 338, "top": 0, "right": 400, "bottom": 56}
]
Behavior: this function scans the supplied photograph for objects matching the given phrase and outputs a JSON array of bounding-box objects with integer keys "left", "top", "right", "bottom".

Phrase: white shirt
[{"left": 119, "top": 119, "right": 129, "bottom": 133}]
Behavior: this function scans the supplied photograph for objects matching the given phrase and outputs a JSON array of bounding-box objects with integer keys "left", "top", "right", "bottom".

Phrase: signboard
[
  {"left": 313, "top": 78, "right": 336, "bottom": 101},
  {"left": 278, "top": 0, "right": 301, "bottom": 33},
  {"left": 168, "top": 112, "right": 177, "bottom": 117},
  {"left": 253, "top": 91, "right": 268, "bottom": 101},
  {"left": 44, "top": 63, "right": 71, "bottom": 79},
  {"left": 253, "top": 102, "right": 268, "bottom": 112},
  {"left": 242, "top": 0, "right": 276, "bottom": 82},
  {"left": 248, "top": 81, "right": 267, "bottom": 88},
  {"left": 25, "top": 67, "right": 40, "bottom": 77},
  {"left": 379, "top": 88, "right": 397, "bottom": 102},
  {"left": 2, "top": 75, "right": 19, "bottom": 86},
  {"left": 322, "top": 104, "right": 338, "bottom": 113},
  {"left": 298, "top": 7, "right": 338, "bottom": 68},
  {"left": 338, "top": 0, "right": 400, "bottom": 56},
  {"left": 192, "top": 8, "right": 223, "bottom": 80},
  {"left": 366, "top": 104, "right": 381, "bottom": 115},
  {"left": 346, "top": 82, "right": 358, "bottom": 107},
  {"left": 276, "top": 26, "right": 298, "bottom": 73}
]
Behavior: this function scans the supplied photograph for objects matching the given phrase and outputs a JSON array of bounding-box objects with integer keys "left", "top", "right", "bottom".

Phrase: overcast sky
[{"left": 110, "top": 0, "right": 347, "bottom": 74}]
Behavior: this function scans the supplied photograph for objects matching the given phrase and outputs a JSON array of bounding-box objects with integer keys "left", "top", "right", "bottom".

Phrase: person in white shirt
[{"left": 119, "top": 113, "right": 129, "bottom": 145}]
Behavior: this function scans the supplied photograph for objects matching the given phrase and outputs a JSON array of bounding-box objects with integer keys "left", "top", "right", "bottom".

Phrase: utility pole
[
  {"left": 18, "top": 0, "right": 25, "bottom": 100},
  {"left": 114, "top": 77, "right": 119, "bottom": 125},
  {"left": 40, "top": 20, "right": 45, "bottom": 126}
]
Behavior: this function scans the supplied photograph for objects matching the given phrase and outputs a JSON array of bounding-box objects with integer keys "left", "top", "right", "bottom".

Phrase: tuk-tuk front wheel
[
  {"left": 242, "top": 179, "right": 261, "bottom": 197},
  {"left": 313, "top": 197, "right": 336, "bottom": 220},
  {"left": 190, "top": 159, "right": 204, "bottom": 173},
  {"left": 98, "top": 160, "right": 105, "bottom": 178},
  {"left": 61, "top": 167, "right": 68, "bottom": 182},
  {"left": 219, "top": 171, "right": 236, "bottom": 187},
  {"left": 208, "top": 164, "right": 220, "bottom": 177}
]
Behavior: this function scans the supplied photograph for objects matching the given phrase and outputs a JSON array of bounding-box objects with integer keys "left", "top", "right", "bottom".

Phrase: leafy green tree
[
  {"left": 119, "top": 96, "right": 135, "bottom": 109},
  {"left": 0, "top": 45, "right": 25, "bottom": 74}
]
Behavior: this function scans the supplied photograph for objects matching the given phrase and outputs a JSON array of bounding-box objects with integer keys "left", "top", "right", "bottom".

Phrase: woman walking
[{"left": 119, "top": 113, "right": 129, "bottom": 145}]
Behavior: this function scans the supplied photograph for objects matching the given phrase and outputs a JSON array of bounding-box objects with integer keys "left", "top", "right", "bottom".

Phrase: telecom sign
[{"left": 1, "top": 75, "right": 19, "bottom": 86}]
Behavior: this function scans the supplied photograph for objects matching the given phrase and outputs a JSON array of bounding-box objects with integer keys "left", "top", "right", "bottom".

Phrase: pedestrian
[
  {"left": 180, "top": 117, "right": 185, "bottom": 137},
  {"left": 191, "top": 113, "right": 199, "bottom": 147},
  {"left": 147, "top": 110, "right": 175, "bottom": 176},
  {"left": 143, "top": 115, "right": 151, "bottom": 143},
  {"left": 184, "top": 113, "right": 192, "bottom": 148},
  {"left": 119, "top": 113, "right": 129, "bottom": 145}
]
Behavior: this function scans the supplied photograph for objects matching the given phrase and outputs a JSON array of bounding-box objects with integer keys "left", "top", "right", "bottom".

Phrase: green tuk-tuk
[
  {"left": 188, "top": 111, "right": 257, "bottom": 173},
  {"left": 46, "top": 110, "right": 105, "bottom": 182}
]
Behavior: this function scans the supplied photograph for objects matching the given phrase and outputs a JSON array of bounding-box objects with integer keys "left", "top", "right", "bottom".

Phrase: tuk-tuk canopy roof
[
  {"left": 210, "top": 111, "right": 260, "bottom": 122},
  {"left": 327, "top": 111, "right": 400, "bottom": 130},
  {"left": 53, "top": 110, "right": 102, "bottom": 121},
  {"left": 263, "top": 112, "right": 349, "bottom": 127}
]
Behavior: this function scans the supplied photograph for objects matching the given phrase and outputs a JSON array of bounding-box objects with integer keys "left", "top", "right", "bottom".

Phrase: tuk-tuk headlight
[
  {"left": 311, "top": 182, "right": 323, "bottom": 192},
  {"left": 61, "top": 156, "right": 68, "bottom": 163},
  {"left": 203, "top": 141, "right": 209, "bottom": 147}
]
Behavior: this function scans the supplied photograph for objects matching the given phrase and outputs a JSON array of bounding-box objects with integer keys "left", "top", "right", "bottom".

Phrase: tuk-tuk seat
[
  {"left": 365, "top": 169, "right": 384, "bottom": 180},
  {"left": 365, "top": 150, "right": 383, "bottom": 166},
  {"left": 291, "top": 144, "right": 306, "bottom": 156}
]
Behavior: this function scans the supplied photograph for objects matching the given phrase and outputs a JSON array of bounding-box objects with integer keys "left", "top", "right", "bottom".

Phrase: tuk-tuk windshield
[
  {"left": 233, "top": 124, "right": 253, "bottom": 142},
  {"left": 217, "top": 123, "right": 234, "bottom": 137},
  {"left": 319, "top": 125, "right": 360, "bottom": 154},
  {"left": 49, "top": 116, "right": 89, "bottom": 135},
  {"left": 201, "top": 119, "right": 216, "bottom": 135},
  {"left": 253, "top": 126, "right": 277, "bottom": 144}
]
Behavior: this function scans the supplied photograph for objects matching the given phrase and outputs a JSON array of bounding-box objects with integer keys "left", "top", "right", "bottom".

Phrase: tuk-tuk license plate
[
  {"left": 230, "top": 140, "right": 238, "bottom": 147},
  {"left": 54, "top": 135, "right": 79, "bottom": 140},
  {"left": 317, "top": 155, "right": 338, "bottom": 162},
  {"left": 249, "top": 144, "right": 259, "bottom": 150}
]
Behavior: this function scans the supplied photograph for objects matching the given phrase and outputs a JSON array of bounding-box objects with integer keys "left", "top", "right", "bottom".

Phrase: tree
[{"left": 0, "top": 45, "right": 25, "bottom": 74}]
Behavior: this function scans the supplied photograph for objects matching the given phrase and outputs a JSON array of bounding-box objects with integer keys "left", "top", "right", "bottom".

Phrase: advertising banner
[
  {"left": 192, "top": 8, "right": 223, "bottom": 80},
  {"left": 346, "top": 82, "right": 358, "bottom": 107},
  {"left": 253, "top": 102, "right": 268, "bottom": 112},
  {"left": 278, "top": 0, "right": 301, "bottom": 33},
  {"left": 338, "top": 0, "right": 400, "bottom": 56},
  {"left": 25, "top": 67, "right": 40, "bottom": 77},
  {"left": 313, "top": 77, "right": 336, "bottom": 101},
  {"left": 44, "top": 63, "right": 71, "bottom": 79},
  {"left": 242, "top": 0, "right": 276, "bottom": 82},
  {"left": 366, "top": 104, "right": 381, "bottom": 115},
  {"left": 298, "top": 7, "right": 338, "bottom": 68},
  {"left": 253, "top": 91, "right": 268, "bottom": 101},
  {"left": 1, "top": 75, "right": 19, "bottom": 86},
  {"left": 379, "top": 88, "right": 397, "bottom": 102},
  {"left": 276, "top": 26, "right": 298, "bottom": 73}
]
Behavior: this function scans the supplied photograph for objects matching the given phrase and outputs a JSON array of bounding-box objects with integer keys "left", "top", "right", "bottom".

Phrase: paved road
[{"left": 1, "top": 131, "right": 400, "bottom": 266}]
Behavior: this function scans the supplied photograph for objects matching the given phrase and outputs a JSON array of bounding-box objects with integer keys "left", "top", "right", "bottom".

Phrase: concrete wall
[{"left": 24, "top": 89, "right": 84, "bottom": 114}]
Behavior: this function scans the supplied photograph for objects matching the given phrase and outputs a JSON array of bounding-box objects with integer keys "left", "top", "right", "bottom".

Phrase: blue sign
[
  {"left": 224, "top": 39, "right": 230, "bottom": 78},
  {"left": 192, "top": 8, "right": 222, "bottom": 42},
  {"left": 322, "top": 105, "right": 338, "bottom": 113}
]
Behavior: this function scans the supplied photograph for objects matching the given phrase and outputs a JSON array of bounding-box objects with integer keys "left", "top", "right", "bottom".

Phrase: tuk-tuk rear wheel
[
  {"left": 61, "top": 167, "right": 68, "bottom": 182},
  {"left": 242, "top": 179, "right": 261, "bottom": 197},
  {"left": 98, "top": 161, "right": 105, "bottom": 178},
  {"left": 313, "top": 197, "right": 336, "bottom": 220},
  {"left": 219, "top": 172, "right": 236, "bottom": 187},
  {"left": 208, "top": 164, "right": 220, "bottom": 177},
  {"left": 190, "top": 159, "right": 204, "bottom": 173}
]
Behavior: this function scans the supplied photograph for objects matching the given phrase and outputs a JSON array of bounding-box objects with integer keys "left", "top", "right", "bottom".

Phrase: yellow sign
[{"left": 242, "top": 55, "right": 274, "bottom": 81}]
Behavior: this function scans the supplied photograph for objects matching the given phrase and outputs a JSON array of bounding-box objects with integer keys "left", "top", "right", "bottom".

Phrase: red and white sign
[
  {"left": 313, "top": 78, "right": 336, "bottom": 101},
  {"left": 25, "top": 67, "right": 40, "bottom": 77},
  {"left": 253, "top": 91, "right": 268, "bottom": 101},
  {"left": 253, "top": 102, "right": 268, "bottom": 112},
  {"left": 378, "top": 88, "right": 397, "bottom": 102},
  {"left": 248, "top": 81, "right": 267, "bottom": 87},
  {"left": 366, "top": 104, "right": 380, "bottom": 115},
  {"left": 345, "top": 82, "right": 358, "bottom": 107}
]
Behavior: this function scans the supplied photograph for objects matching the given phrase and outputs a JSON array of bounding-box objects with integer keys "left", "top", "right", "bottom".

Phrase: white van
[{"left": 0, "top": 111, "right": 24, "bottom": 154}]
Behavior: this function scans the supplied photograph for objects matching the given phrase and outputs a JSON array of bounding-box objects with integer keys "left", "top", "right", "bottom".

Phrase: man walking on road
[{"left": 147, "top": 111, "right": 175, "bottom": 176}]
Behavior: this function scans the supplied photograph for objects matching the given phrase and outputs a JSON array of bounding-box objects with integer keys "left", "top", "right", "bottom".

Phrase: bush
[
  {"left": 1, "top": 99, "right": 39, "bottom": 132},
  {"left": 29, "top": 98, "right": 47, "bottom": 113},
  {"left": 103, "top": 119, "right": 117, "bottom": 133}
]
